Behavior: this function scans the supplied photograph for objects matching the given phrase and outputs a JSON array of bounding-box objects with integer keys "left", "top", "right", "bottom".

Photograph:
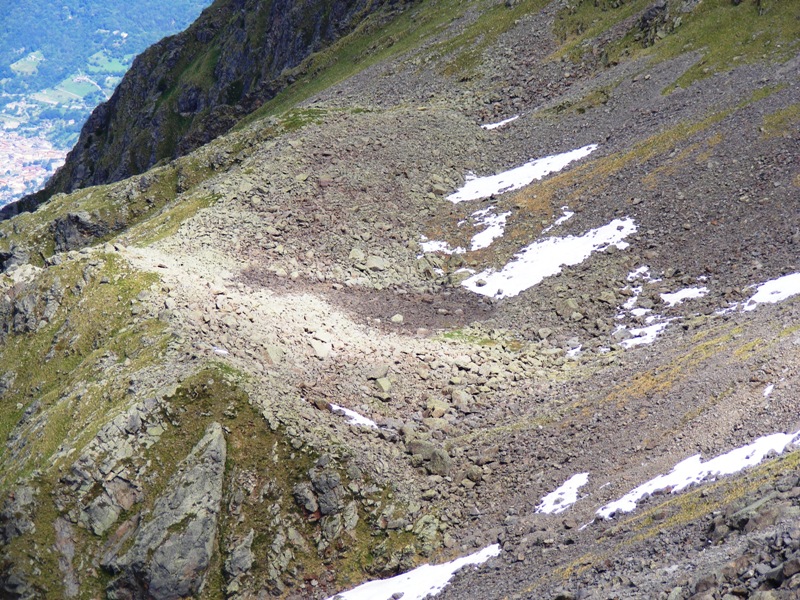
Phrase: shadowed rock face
[
  {"left": 106, "top": 423, "right": 226, "bottom": 600},
  {"left": 20, "top": 0, "right": 403, "bottom": 214}
]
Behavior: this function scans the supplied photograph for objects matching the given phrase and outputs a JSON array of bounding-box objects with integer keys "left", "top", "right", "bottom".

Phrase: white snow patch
[
  {"left": 461, "top": 217, "right": 636, "bottom": 299},
  {"left": 471, "top": 210, "right": 511, "bottom": 250},
  {"left": 627, "top": 266, "right": 655, "bottom": 282},
  {"left": 535, "top": 473, "right": 589, "bottom": 514},
  {"left": 447, "top": 144, "right": 598, "bottom": 203},
  {"left": 330, "top": 404, "right": 378, "bottom": 428},
  {"left": 541, "top": 206, "right": 575, "bottom": 234},
  {"left": 763, "top": 384, "right": 775, "bottom": 398},
  {"left": 619, "top": 320, "right": 671, "bottom": 348},
  {"left": 481, "top": 115, "right": 519, "bottom": 130},
  {"left": 661, "top": 286, "right": 709, "bottom": 307},
  {"left": 419, "top": 237, "right": 466, "bottom": 255},
  {"left": 326, "top": 544, "right": 501, "bottom": 600},
  {"left": 743, "top": 272, "right": 800, "bottom": 311},
  {"left": 566, "top": 345, "right": 582, "bottom": 358},
  {"left": 613, "top": 267, "right": 677, "bottom": 348},
  {"left": 597, "top": 428, "right": 800, "bottom": 519}
]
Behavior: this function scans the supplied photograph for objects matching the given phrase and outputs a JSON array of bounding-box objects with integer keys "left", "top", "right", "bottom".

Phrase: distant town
[{"left": 0, "top": 130, "right": 66, "bottom": 205}]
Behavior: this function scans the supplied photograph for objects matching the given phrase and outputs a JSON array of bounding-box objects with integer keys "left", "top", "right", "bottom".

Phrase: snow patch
[
  {"left": 540, "top": 206, "right": 575, "bottom": 234},
  {"left": 326, "top": 544, "right": 501, "bottom": 600},
  {"left": 661, "top": 286, "right": 709, "bottom": 307},
  {"left": 536, "top": 473, "right": 589, "bottom": 514},
  {"left": 597, "top": 429, "right": 800, "bottom": 519},
  {"left": 419, "top": 237, "right": 465, "bottom": 255},
  {"left": 462, "top": 217, "right": 636, "bottom": 299},
  {"left": 330, "top": 404, "right": 378, "bottom": 428},
  {"left": 743, "top": 272, "right": 800, "bottom": 311},
  {"left": 447, "top": 144, "right": 598, "bottom": 203},
  {"left": 471, "top": 210, "right": 511, "bottom": 251},
  {"left": 481, "top": 115, "right": 519, "bottom": 130},
  {"left": 619, "top": 318, "right": 674, "bottom": 349}
]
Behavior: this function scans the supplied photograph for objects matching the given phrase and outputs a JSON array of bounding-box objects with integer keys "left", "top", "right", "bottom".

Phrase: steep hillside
[
  {"left": 19, "top": 0, "right": 408, "bottom": 211},
  {"left": 0, "top": 0, "right": 799, "bottom": 599}
]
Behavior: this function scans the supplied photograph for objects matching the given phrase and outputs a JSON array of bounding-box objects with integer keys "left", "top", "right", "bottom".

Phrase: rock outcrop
[{"left": 106, "top": 422, "right": 227, "bottom": 600}]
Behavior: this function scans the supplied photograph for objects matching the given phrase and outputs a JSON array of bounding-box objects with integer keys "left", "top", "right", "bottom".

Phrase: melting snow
[
  {"left": 419, "top": 237, "right": 465, "bottom": 255},
  {"left": 462, "top": 217, "right": 636, "bottom": 299},
  {"left": 481, "top": 115, "right": 519, "bottom": 130},
  {"left": 447, "top": 144, "right": 598, "bottom": 203},
  {"left": 597, "top": 428, "right": 800, "bottom": 519},
  {"left": 535, "top": 473, "right": 589, "bottom": 514},
  {"left": 661, "top": 286, "right": 709, "bottom": 307},
  {"left": 540, "top": 206, "right": 575, "bottom": 234},
  {"left": 326, "top": 544, "right": 501, "bottom": 600},
  {"left": 743, "top": 272, "right": 800, "bottom": 311},
  {"left": 330, "top": 404, "right": 378, "bottom": 428},
  {"left": 619, "top": 319, "right": 673, "bottom": 349},
  {"left": 471, "top": 210, "right": 511, "bottom": 250}
]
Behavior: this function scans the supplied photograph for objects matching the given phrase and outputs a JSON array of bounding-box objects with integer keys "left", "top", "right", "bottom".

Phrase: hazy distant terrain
[{"left": 0, "top": 0, "right": 210, "bottom": 204}]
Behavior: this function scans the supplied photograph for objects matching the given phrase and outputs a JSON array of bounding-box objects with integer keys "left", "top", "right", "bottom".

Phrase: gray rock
[
  {"left": 406, "top": 439, "right": 436, "bottom": 460},
  {"left": 349, "top": 247, "right": 366, "bottom": 263},
  {"left": 375, "top": 377, "right": 392, "bottom": 393},
  {"left": 52, "top": 211, "right": 109, "bottom": 253},
  {"left": 0, "top": 485, "right": 36, "bottom": 544},
  {"left": 107, "top": 423, "right": 226, "bottom": 600},
  {"left": 366, "top": 363, "right": 390, "bottom": 380},
  {"left": 225, "top": 529, "right": 255, "bottom": 578},
  {"left": 365, "top": 256, "right": 386, "bottom": 271},
  {"left": 310, "top": 468, "right": 345, "bottom": 516},
  {"left": 55, "top": 517, "right": 80, "bottom": 598},
  {"left": 427, "top": 449, "right": 452, "bottom": 476},
  {"left": 292, "top": 482, "right": 319, "bottom": 513}
]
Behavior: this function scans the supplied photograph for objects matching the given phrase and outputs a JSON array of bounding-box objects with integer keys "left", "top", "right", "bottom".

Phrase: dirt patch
[{"left": 240, "top": 264, "right": 496, "bottom": 333}]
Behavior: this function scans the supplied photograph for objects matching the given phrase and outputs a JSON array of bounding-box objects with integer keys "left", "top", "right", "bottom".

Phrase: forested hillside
[{"left": 0, "top": 0, "right": 211, "bottom": 93}]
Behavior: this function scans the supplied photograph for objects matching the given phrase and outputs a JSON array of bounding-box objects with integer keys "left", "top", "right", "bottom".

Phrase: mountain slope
[
  {"left": 0, "top": 0, "right": 799, "bottom": 599},
  {"left": 22, "top": 0, "right": 407, "bottom": 209}
]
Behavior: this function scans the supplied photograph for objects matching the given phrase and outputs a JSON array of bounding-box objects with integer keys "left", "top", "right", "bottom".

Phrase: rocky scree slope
[{"left": 0, "top": 0, "right": 799, "bottom": 599}]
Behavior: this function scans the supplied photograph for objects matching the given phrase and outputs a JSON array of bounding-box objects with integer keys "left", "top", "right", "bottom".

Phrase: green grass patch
[
  {"left": 86, "top": 50, "right": 129, "bottom": 74},
  {"left": 762, "top": 103, "right": 800, "bottom": 138},
  {"left": 0, "top": 254, "right": 161, "bottom": 481},
  {"left": 9, "top": 50, "right": 44, "bottom": 75}
]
